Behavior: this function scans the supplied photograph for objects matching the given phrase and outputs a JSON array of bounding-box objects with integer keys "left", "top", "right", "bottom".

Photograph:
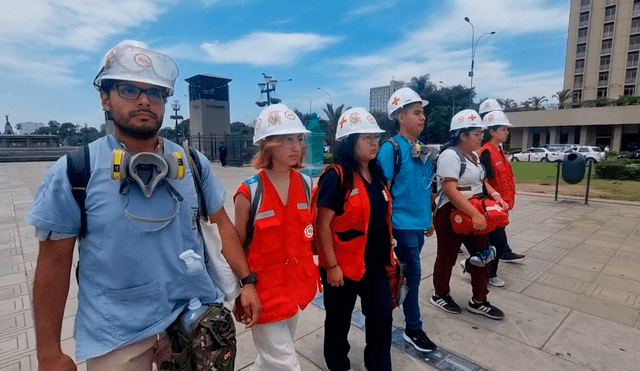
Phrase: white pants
[{"left": 251, "top": 313, "right": 301, "bottom": 371}]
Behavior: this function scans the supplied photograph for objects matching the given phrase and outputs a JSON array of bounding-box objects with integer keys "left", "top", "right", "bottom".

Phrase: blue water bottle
[{"left": 181, "top": 298, "right": 208, "bottom": 336}]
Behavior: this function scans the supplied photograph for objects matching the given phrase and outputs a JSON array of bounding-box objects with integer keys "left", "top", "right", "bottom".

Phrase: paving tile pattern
[{"left": 2, "top": 161, "right": 640, "bottom": 371}]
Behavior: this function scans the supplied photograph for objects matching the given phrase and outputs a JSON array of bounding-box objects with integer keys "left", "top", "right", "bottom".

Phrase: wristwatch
[{"left": 240, "top": 272, "right": 258, "bottom": 287}]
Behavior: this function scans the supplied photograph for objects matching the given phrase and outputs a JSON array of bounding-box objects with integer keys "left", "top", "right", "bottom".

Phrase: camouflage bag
[{"left": 162, "top": 304, "right": 237, "bottom": 371}]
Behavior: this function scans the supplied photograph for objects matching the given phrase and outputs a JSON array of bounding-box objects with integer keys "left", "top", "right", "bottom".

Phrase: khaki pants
[{"left": 86, "top": 332, "right": 171, "bottom": 371}]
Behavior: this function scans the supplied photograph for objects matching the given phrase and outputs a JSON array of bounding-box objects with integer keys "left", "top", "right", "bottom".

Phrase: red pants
[{"left": 433, "top": 202, "right": 490, "bottom": 303}]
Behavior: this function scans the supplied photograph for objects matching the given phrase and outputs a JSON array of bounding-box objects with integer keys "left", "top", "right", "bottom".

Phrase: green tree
[
  {"left": 498, "top": 98, "right": 517, "bottom": 112},
  {"left": 230, "top": 121, "right": 254, "bottom": 136},
  {"left": 321, "top": 103, "right": 348, "bottom": 150},
  {"left": 553, "top": 89, "right": 573, "bottom": 109},
  {"left": 58, "top": 122, "right": 77, "bottom": 142},
  {"left": 529, "top": 96, "right": 548, "bottom": 110},
  {"left": 520, "top": 100, "right": 532, "bottom": 111}
]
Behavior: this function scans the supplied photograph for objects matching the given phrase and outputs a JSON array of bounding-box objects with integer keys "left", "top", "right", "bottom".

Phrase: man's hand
[
  {"left": 327, "top": 266, "right": 344, "bottom": 287},
  {"left": 38, "top": 352, "right": 76, "bottom": 371},
  {"left": 237, "top": 284, "right": 261, "bottom": 329},
  {"left": 426, "top": 225, "right": 435, "bottom": 237}
]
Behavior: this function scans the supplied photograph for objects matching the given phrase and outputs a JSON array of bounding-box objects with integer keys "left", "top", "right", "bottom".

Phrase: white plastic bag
[{"left": 199, "top": 219, "right": 242, "bottom": 302}]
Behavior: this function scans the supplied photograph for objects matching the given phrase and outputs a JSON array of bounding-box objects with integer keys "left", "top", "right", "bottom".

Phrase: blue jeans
[{"left": 392, "top": 229, "right": 424, "bottom": 331}]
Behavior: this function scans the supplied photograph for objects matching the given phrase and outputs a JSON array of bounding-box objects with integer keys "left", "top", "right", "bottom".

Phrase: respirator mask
[{"left": 111, "top": 148, "right": 186, "bottom": 231}]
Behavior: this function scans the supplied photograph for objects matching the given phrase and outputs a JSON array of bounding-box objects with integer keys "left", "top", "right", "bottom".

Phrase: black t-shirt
[
  {"left": 480, "top": 149, "right": 495, "bottom": 179},
  {"left": 316, "top": 168, "right": 391, "bottom": 269}
]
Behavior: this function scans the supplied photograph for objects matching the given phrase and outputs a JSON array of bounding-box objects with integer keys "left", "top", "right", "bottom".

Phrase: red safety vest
[
  {"left": 479, "top": 142, "right": 516, "bottom": 209},
  {"left": 316, "top": 165, "right": 395, "bottom": 281},
  {"left": 235, "top": 170, "right": 319, "bottom": 324}
]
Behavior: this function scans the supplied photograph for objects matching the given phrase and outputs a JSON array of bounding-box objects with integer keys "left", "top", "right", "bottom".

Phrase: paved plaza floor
[{"left": 1, "top": 160, "right": 639, "bottom": 371}]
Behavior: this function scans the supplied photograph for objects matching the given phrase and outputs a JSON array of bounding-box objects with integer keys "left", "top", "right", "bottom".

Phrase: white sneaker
[{"left": 488, "top": 276, "right": 505, "bottom": 287}]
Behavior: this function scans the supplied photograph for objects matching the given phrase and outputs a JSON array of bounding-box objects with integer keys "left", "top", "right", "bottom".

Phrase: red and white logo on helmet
[
  {"left": 253, "top": 104, "right": 310, "bottom": 144},
  {"left": 387, "top": 87, "right": 428, "bottom": 120},
  {"left": 450, "top": 109, "right": 484, "bottom": 132},
  {"left": 335, "top": 107, "right": 385, "bottom": 140}
]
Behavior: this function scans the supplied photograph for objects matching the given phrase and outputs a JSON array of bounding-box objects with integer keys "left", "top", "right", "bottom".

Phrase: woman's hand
[
  {"left": 327, "top": 265, "right": 345, "bottom": 287},
  {"left": 471, "top": 213, "right": 487, "bottom": 231}
]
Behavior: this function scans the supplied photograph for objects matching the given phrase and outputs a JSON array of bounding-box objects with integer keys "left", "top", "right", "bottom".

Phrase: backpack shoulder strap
[
  {"left": 67, "top": 144, "right": 90, "bottom": 237},
  {"left": 450, "top": 146, "right": 467, "bottom": 178},
  {"left": 185, "top": 146, "right": 207, "bottom": 218},
  {"left": 382, "top": 136, "right": 401, "bottom": 194},
  {"left": 243, "top": 175, "right": 263, "bottom": 249},
  {"left": 299, "top": 172, "right": 312, "bottom": 203}
]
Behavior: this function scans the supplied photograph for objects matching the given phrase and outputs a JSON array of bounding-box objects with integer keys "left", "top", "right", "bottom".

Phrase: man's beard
[{"left": 111, "top": 108, "right": 163, "bottom": 140}]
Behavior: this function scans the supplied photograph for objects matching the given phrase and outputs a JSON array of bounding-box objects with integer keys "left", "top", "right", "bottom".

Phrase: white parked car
[
  {"left": 509, "top": 148, "right": 563, "bottom": 162},
  {"left": 564, "top": 146, "right": 605, "bottom": 164}
]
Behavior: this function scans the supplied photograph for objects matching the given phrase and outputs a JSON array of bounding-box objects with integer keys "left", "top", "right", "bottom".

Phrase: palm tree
[
  {"left": 321, "top": 103, "right": 348, "bottom": 150},
  {"left": 552, "top": 89, "right": 573, "bottom": 109},
  {"left": 410, "top": 75, "right": 435, "bottom": 97},
  {"left": 529, "top": 96, "right": 548, "bottom": 110},
  {"left": 520, "top": 100, "right": 532, "bottom": 111},
  {"left": 498, "top": 98, "right": 517, "bottom": 112}
]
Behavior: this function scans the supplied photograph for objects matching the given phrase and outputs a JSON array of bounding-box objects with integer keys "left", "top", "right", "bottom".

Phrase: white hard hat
[
  {"left": 253, "top": 104, "right": 311, "bottom": 144},
  {"left": 482, "top": 110, "right": 512, "bottom": 127},
  {"left": 93, "top": 40, "right": 179, "bottom": 95},
  {"left": 479, "top": 98, "right": 503, "bottom": 115},
  {"left": 335, "top": 107, "right": 385, "bottom": 141},
  {"left": 387, "top": 87, "right": 428, "bottom": 120},
  {"left": 450, "top": 109, "right": 484, "bottom": 132}
]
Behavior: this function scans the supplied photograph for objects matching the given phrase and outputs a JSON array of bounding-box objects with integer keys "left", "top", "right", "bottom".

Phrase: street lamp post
[
  {"left": 439, "top": 81, "right": 455, "bottom": 116},
  {"left": 317, "top": 87, "right": 332, "bottom": 106},
  {"left": 257, "top": 74, "right": 292, "bottom": 106},
  {"left": 464, "top": 17, "right": 495, "bottom": 106},
  {"left": 171, "top": 100, "right": 181, "bottom": 140}
]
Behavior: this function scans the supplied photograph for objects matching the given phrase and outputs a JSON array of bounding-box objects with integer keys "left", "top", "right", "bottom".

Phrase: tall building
[
  {"left": 369, "top": 79, "right": 404, "bottom": 113},
  {"left": 505, "top": 0, "right": 640, "bottom": 152},
  {"left": 565, "top": 0, "right": 640, "bottom": 103}
]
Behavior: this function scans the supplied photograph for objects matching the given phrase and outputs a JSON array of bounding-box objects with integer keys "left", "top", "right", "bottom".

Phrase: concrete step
[{"left": 0, "top": 147, "right": 76, "bottom": 162}]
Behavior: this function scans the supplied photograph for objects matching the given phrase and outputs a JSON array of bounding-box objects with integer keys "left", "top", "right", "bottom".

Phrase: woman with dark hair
[
  {"left": 315, "top": 107, "right": 394, "bottom": 371},
  {"left": 431, "top": 109, "right": 507, "bottom": 320},
  {"left": 478, "top": 110, "right": 525, "bottom": 288}
]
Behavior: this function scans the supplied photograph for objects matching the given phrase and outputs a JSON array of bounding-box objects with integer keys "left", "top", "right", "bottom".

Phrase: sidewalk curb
[{"left": 517, "top": 191, "right": 640, "bottom": 207}]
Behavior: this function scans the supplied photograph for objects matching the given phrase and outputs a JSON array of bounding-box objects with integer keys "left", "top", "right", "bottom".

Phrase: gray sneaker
[
  {"left": 469, "top": 246, "right": 496, "bottom": 267},
  {"left": 488, "top": 276, "right": 505, "bottom": 287}
]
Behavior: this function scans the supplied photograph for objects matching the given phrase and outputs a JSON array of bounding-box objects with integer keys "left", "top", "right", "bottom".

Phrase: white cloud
[
  {"left": 200, "top": 32, "right": 341, "bottom": 66},
  {"left": 349, "top": 0, "right": 399, "bottom": 16},
  {"left": 334, "top": 0, "right": 569, "bottom": 105},
  {"left": 0, "top": 0, "right": 177, "bottom": 86}
]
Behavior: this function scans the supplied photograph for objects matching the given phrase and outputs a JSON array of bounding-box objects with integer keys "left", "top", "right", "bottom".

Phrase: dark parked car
[{"left": 618, "top": 149, "right": 640, "bottom": 159}]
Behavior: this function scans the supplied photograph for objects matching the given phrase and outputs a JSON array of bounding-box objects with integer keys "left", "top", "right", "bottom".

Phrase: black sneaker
[
  {"left": 500, "top": 251, "right": 525, "bottom": 263},
  {"left": 430, "top": 294, "right": 462, "bottom": 314},
  {"left": 403, "top": 329, "right": 437, "bottom": 352},
  {"left": 468, "top": 300, "right": 504, "bottom": 320}
]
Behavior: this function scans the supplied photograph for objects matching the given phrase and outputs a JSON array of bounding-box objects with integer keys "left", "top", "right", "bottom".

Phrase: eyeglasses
[
  {"left": 113, "top": 83, "right": 168, "bottom": 104},
  {"left": 359, "top": 133, "right": 381, "bottom": 143},
  {"left": 282, "top": 134, "right": 307, "bottom": 147}
]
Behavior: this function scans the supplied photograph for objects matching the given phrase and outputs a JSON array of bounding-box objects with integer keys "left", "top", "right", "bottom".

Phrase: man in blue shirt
[
  {"left": 377, "top": 87, "right": 436, "bottom": 352},
  {"left": 25, "top": 40, "right": 260, "bottom": 370}
]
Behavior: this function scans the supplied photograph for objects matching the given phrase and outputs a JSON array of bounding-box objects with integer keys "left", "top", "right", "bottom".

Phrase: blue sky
[{"left": 1, "top": 0, "right": 570, "bottom": 130}]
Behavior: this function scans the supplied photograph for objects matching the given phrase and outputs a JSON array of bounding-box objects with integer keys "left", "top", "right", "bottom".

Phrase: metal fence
[{"left": 189, "top": 133, "right": 257, "bottom": 167}]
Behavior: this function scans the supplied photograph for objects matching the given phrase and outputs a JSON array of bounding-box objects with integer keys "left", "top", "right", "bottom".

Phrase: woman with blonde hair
[{"left": 233, "top": 104, "right": 319, "bottom": 371}]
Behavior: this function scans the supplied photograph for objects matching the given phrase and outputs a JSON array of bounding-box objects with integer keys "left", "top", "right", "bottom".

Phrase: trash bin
[{"left": 562, "top": 153, "right": 586, "bottom": 184}]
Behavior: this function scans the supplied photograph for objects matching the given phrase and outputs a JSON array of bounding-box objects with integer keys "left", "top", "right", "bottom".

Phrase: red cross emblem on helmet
[
  {"left": 339, "top": 116, "right": 347, "bottom": 128},
  {"left": 468, "top": 114, "right": 477, "bottom": 121},
  {"left": 392, "top": 96, "right": 400, "bottom": 105}
]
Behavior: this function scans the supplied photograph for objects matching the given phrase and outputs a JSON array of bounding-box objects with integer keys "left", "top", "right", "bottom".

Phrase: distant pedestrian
[
  {"left": 316, "top": 107, "right": 393, "bottom": 371},
  {"left": 218, "top": 143, "right": 228, "bottom": 166},
  {"left": 479, "top": 110, "right": 525, "bottom": 288},
  {"left": 604, "top": 145, "right": 610, "bottom": 159}
]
